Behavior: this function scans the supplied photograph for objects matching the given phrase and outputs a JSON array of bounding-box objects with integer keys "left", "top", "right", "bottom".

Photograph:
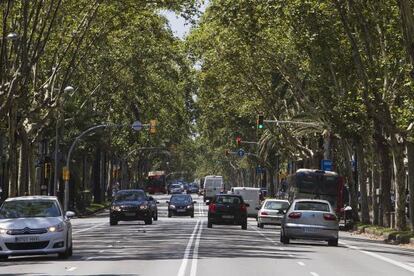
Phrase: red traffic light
[{"left": 236, "top": 137, "right": 242, "bottom": 146}]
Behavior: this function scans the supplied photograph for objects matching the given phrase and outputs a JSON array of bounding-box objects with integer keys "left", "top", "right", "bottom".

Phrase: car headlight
[
  {"left": 187, "top": 205, "right": 193, "bottom": 209},
  {"left": 170, "top": 205, "right": 176, "bottom": 209},
  {"left": 139, "top": 205, "right": 148, "bottom": 210},
  {"left": 111, "top": 205, "right": 121, "bottom": 211},
  {"left": 0, "top": 228, "right": 8, "bottom": 234},
  {"left": 48, "top": 222, "right": 64, "bottom": 232}
]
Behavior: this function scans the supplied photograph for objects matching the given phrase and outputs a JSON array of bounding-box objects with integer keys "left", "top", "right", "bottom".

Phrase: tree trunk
[
  {"left": 391, "top": 138, "right": 407, "bottom": 230},
  {"left": 92, "top": 147, "right": 101, "bottom": 204},
  {"left": 372, "top": 157, "right": 380, "bottom": 225},
  {"left": 8, "top": 105, "right": 18, "bottom": 197},
  {"left": 407, "top": 142, "right": 414, "bottom": 230},
  {"left": 356, "top": 140, "right": 370, "bottom": 224},
  {"left": 342, "top": 140, "right": 360, "bottom": 222}
]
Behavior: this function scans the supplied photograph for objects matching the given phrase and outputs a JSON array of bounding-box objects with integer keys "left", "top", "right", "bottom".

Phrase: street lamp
[{"left": 53, "top": 85, "right": 74, "bottom": 197}]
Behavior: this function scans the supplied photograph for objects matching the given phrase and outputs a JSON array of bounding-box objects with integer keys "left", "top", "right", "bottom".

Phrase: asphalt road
[{"left": 1, "top": 194, "right": 414, "bottom": 276}]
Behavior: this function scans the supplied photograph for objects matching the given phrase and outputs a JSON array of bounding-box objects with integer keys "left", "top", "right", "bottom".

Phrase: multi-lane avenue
[{"left": 1, "top": 194, "right": 414, "bottom": 276}]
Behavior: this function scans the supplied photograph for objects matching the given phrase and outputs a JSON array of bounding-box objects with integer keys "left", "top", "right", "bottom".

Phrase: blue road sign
[
  {"left": 321, "top": 159, "right": 333, "bottom": 171},
  {"left": 237, "top": 149, "right": 245, "bottom": 157}
]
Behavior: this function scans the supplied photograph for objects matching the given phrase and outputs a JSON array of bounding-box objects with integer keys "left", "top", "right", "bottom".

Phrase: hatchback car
[
  {"left": 257, "top": 199, "right": 290, "bottom": 228},
  {"left": 280, "top": 199, "right": 339, "bottom": 246},
  {"left": 207, "top": 194, "right": 249, "bottom": 230},
  {"left": 110, "top": 189, "right": 155, "bottom": 225},
  {"left": 0, "top": 196, "right": 75, "bottom": 260},
  {"left": 167, "top": 194, "right": 196, "bottom": 217},
  {"left": 169, "top": 184, "right": 183, "bottom": 194}
]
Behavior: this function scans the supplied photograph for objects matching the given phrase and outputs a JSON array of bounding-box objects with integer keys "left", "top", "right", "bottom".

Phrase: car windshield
[
  {"left": 264, "top": 201, "right": 289, "bottom": 210},
  {"left": 215, "top": 196, "right": 241, "bottom": 204},
  {"left": 114, "top": 191, "right": 146, "bottom": 201},
  {"left": 171, "top": 196, "right": 192, "bottom": 203},
  {"left": 0, "top": 200, "right": 61, "bottom": 218},
  {"left": 294, "top": 201, "right": 330, "bottom": 212},
  {"left": 171, "top": 184, "right": 181, "bottom": 189}
]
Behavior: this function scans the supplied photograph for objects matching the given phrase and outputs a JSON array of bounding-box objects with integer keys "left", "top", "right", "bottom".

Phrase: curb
[{"left": 353, "top": 226, "right": 414, "bottom": 245}]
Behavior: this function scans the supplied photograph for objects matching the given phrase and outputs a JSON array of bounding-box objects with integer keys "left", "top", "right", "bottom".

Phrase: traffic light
[
  {"left": 236, "top": 137, "right": 241, "bottom": 147},
  {"left": 257, "top": 112, "right": 264, "bottom": 129},
  {"left": 149, "top": 119, "right": 157, "bottom": 134}
]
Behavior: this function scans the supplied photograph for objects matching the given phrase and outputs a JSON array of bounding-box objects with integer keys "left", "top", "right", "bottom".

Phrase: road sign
[
  {"left": 321, "top": 159, "right": 333, "bottom": 171},
  {"left": 131, "top": 121, "right": 143, "bottom": 131},
  {"left": 237, "top": 149, "right": 245, "bottom": 157}
]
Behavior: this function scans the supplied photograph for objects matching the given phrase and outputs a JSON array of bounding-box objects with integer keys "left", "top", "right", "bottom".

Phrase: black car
[
  {"left": 110, "top": 189, "right": 156, "bottom": 225},
  {"left": 167, "top": 194, "right": 196, "bottom": 218},
  {"left": 207, "top": 194, "right": 249, "bottom": 230},
  {"left": 187, "top": 184, "right": 200, "bottom": 194}
]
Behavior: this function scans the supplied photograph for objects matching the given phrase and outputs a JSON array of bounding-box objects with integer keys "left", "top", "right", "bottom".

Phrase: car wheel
[
  {"left": 58, "top": 237, "right": 72, "bottom": 259},
  {"left": 168, "top": 211, "right": 172, "bottom": 218},
  {"left": 110, "top": 218, "right": 118, "bottom": 226},
  {"left": 144, "top": 218, "right": 153, "bottom": 225},
  {"left": 241, "top": 222, "right": 247, "bottom": 230},
  {"left": 328, "top": 239, "right": 338, "bottom": 246},
  {"left": 207, "top": 220, "right": 213, "bottom": 228},
  {"left": 280, "top": 229, "right": 290, "bottom": 244},
  {"left": 259, "top": 223, "right": 264, "bottom": 229},
  {"left": 154, "top": 212, "right": 158, "bottom": 221},
  {"left": 0, "top": 255, "right": 8, "bottom": 261},
  {"left": 191, "top": 212, "right": 194, "bottom": 218}
]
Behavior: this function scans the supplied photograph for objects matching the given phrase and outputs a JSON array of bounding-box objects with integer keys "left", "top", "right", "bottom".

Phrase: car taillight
[
  {"left": 323, "top": 213, "right": 337, "bottom": 221},
  {"left": 240, "top": 204, "right": 247, "bottom": 212},
  {"left": 288, "top": 212, "right": 302, "bottom": 219},
  {"left": 260, "top": 211, "right": 269, "bottom": 216},
  {"left": 209, "top": 203, "right": 216, "bottom": 213}
]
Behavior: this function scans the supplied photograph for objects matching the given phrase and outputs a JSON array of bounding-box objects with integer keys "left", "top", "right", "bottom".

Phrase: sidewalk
[{"left": 350, "top": 224, "right": 414, "bottom": 247}]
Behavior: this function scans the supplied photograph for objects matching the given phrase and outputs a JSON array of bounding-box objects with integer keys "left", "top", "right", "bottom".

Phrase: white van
[
  {"left": 203, "top": 175, "right": 223, "bottom": 202},
  {"left": 231, "top": 187, "right": 261, "bottom": 217}
]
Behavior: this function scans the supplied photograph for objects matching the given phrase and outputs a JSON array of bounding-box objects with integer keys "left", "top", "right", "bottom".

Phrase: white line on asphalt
[
  {"left": 73, "top": 222, "right": 107, "bottom": 234},
  {"left": 66, "top": 267, "right": 77, "bottom": 272},
  {"left": 177, "top": 220, "right": 200, "bottom": 276},
  {"left": 297, "top": 262, "right": 305, "bottom": 266},
  {"left": 288, "top": 254, "right": 294, "bottom": 257},
  {"left": 340, "top": 241, "right": 414, "bottom": 273},
  {"left": 190, "top": 222, "right": 203, "bottom": 276},
  {"left": 99, "top": 250, "right": 105, "bottom": 253},
  {"left": 310, "top": 272, "right": 319, "bottom": 276}
]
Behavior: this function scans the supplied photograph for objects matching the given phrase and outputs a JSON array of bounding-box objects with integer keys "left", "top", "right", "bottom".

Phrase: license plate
[
  {"left": 15, "top": 236, "right": 39, "bottom": 243},
  {"left": 222, "top": 215, "right": 234, "bottom": 219},
  {"left": 124, "top": 212, "right": 136, "bottom": 217},
  {"left": 177, "top": 209, "right": 186, "bottom": 212},
  {"left": 303, "top": 227, "right": 317, "bottom": 233}
]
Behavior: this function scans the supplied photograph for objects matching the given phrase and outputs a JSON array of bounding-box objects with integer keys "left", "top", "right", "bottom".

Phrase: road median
[{"left": 353, "top": 223, "right": 414, "bottom": 245}]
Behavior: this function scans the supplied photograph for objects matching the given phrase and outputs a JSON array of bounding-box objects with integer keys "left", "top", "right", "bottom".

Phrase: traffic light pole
[{"left": 263, "top": 119, "right": 320, "bottom": 127}]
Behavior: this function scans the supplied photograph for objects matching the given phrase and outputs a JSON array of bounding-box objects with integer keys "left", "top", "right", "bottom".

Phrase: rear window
[
  {"left": 264, "top": 201, "right": 289, "bottom": 210},
  {"left": 215, "top": 196, "right": 241, "bottom": 204},
  {"left": 294, "top": 201, "right": 330, "bottom": 212}
]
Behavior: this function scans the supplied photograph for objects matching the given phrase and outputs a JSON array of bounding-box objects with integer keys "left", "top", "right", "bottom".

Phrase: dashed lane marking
[
  {"left": 73, "top": 222, "right": 107, "bottom": 234},
  {"left": 66, "top": 267, "right": 77, "bottom": 272},
  {"left": 310, "top": 272, "right": 319, "bottom": 276},
  {"left": 297, "top": 262, "right": 305, "bottom": 266}
]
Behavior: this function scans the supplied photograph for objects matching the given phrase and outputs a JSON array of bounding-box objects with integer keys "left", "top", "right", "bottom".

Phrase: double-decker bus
[
  {"left": 145, "top": 171, "right": 167, "bottom": 194},
  {"left": 285, "top": 169, "right": 344, "bottom": 215}
]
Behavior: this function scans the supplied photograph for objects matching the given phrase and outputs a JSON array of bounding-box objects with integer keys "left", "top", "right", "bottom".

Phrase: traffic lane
[
  {"left": 248, "top": 223, "right": 414, "bottom": 276},
  {"left": 0, "top": 216, "right": 200, "bottom": 275},
  {"left": 155, "top": 194, "right": 207, "bottom": 217}
]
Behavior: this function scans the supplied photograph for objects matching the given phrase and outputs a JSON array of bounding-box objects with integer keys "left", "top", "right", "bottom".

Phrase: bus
[
  {"left": 285, "top": 169, "right": 344, "bottom": 215},
  {"left": 146, "top": 171, "right": 167, "bottom": 194}
]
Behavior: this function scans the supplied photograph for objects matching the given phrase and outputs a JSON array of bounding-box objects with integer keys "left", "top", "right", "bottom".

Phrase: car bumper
[
  {"left": 284, "top": 223, "right": 339, "bottom": 240},
  {"left": 208, "top": 214, "right": 247, "bottom": 225},
  {"left": 169, "top": 208, "right": 194, "bottom": 216},
  {"left": 258, "top": 215, "right": 284, "bottom": 225},
  {"left": 0, "top": 231, "right": 67, "bottom": 256},
  {"left": 110, "top": 209, "right": 152, "bottom": 221}
]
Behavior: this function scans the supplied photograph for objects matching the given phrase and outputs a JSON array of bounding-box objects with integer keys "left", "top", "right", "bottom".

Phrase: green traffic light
[{"left": 258, "top": 125, "right": 264, "bottom": 129}]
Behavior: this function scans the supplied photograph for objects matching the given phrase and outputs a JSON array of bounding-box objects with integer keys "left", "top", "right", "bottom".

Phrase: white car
[
  {"left": 0, "top": 196, "right": 75, "bottom": 260},
  {"left": 257, "top": 199, "right": 290, "bottom": 228}
]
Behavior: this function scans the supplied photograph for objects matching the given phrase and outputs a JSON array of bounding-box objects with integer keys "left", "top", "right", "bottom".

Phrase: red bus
[
  {"left": 285, "top": 169, "right": 344, "bottom": 216},
  {"left": 146, "top": 171, "right": 167, "bottom": 194}
]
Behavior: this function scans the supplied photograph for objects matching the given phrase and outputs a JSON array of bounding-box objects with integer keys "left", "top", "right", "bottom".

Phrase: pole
[{"left": 53, "top": 112, "right": 59, "bottom": 196}]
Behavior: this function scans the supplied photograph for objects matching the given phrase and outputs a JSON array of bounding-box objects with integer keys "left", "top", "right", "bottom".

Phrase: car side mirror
[
  {"left": 166, "top": 201, "right": 170, "bottom": 204},
  {"left": 193, "top": 201, "right": 197, "bottom": 204},
  {"left": 206, "top": 201, "right": 210, "bottom": 205},
  {"left": 148, "top": 196, "right": 154, "bottom": 201},
  {"left": 255, "top": 206, "right": 260, "bottom": 210},
  {"left": 156, "top": 201, "right": 160, "bottom": 204},
  {"left": 66, "top": 211, "right": 75, "bottom": 218},
  {"left": 344, "top": 206, "right": 352, "bottom": 211},
  {"left": 245, "top": 203, "right": 250, "bottom": 207}
]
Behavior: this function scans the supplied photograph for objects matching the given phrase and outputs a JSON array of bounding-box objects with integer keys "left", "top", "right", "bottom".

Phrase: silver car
[
  {"left": 257, "top": 199, "right": 290, "bottom": 228},
  {"left": 280, "top": 199, "right": 339, "bottom": 246},
  {"left": 0, "top": 196, "right": 75, "bottom": 260}
]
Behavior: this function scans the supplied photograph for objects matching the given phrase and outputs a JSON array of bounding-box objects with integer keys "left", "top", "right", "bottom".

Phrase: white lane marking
[
  {"left": 310, "top": 272, "right": 319, "bottom": 276},
  {"left": 190, "top": 223, "right": 203, "bottom": 276},
  {"left": 73, "top": 222, "right": 106, "bottom": 234},
  {"left": 340, "top": 241, "right": 414, "bottom": 273},
  {"left": 177, "top": 220, "right": 200, "bottom": 276},
  {"left": 289, "top": 254, "right": 294, "bottom": 257},
  {"left": 66, "top": 267, "right": 77, "bottom": 272},
  {"left": 297, "top": 261, "right": 305, "bottom": 266},
  {"left": 99, "top": 250, "right": 105, "bottom": 253}
]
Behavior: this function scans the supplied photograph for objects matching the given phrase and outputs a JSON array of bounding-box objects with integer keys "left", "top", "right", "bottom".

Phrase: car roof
[
  {"left": 292, "top": 198, "right": 331, "bottom": 204},
  {"left": 216, "top": 194, "right": 242, "bottom": 197},
  {"left": 232, "top": 187, "right": 260, "bottom": 191},
  {"left": 264, "top": 199, "right": 289, "bottom": 203},
  {"left": 5, "top": 196, "right": 58, "bottom": 202},
  {"left": 117, "top": 189, "right": 145, "bottom": 193}
]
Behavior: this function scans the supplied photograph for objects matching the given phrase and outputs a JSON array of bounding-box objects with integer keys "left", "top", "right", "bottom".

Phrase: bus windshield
[{"left": 296, "top": 173, "right": 338, "bottom": 196}]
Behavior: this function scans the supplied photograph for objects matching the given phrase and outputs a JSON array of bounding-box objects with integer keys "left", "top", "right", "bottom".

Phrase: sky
[{"left": 161, "top": 1, "right": 209, "bottom": 39}]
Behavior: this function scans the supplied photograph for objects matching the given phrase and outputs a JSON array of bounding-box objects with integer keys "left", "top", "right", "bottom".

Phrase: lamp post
[{"left": 53, "top": 85, "right": 74, "bottom": 197}]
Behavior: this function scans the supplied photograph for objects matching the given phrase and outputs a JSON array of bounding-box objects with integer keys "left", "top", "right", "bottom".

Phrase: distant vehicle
[
  {"left": 257, "top": 199, "right": 290, "bottom": 228},
  {"left": 167, "top": 194, "right": 196, "bottom": 218},
  {"left": 0, "top": 196, "right": 75, "bottom": 260},
  {"left": 147, "top": 196, "right": 159, "bottom": 221},
  {"left": 203, "top": 175, "right": 224, "bottom": 202},
  {"left": 207, "top": 194, "right": 249, "bottom": 230},
  {"left": 110, "top": 189, "right": 155, "bottom": 226},
  {"left": 169, "top": 184, "right": 184, "bottom": 194},
  {"left": 285, "top": 169, "right": 345, "bottom": 217},
  {"left": 230, "top": 187, "right": 261, "bottom": 217},
  {"left": 145, "top": 171, "right": 167, "bottom": 194},
  {"left": 187, "top": 183, "right": 199, "bottom": 194},
  {"left": 280, "top": 199, "right": 339, "bottom": 246}
]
